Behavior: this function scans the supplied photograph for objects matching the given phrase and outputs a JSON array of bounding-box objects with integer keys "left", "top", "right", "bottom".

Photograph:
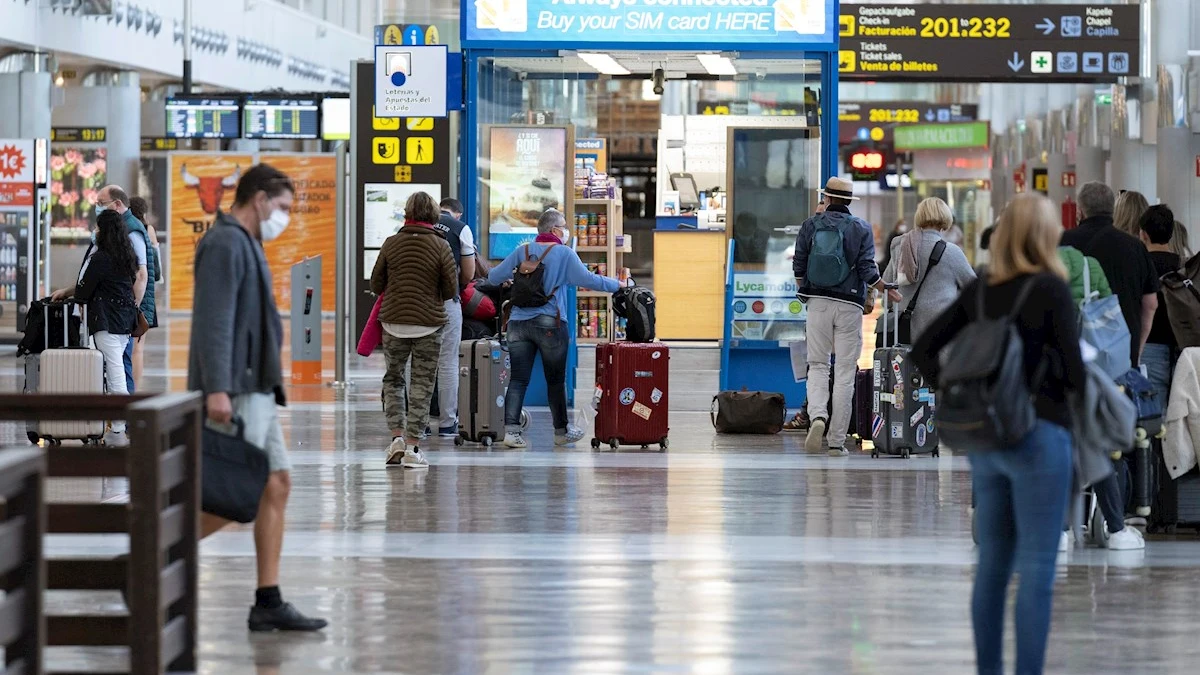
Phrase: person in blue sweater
[{"left": 488, "top": 209, "right": 621, "bottom": 447}]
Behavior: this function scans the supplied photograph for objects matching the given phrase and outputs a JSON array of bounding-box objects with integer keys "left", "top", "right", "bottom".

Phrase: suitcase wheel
[
  {"left": 482, "top": 436, "right": 493, "bottom": 448},
  {"left": 640, "top": 444, "right": 649, "bottom": 450},
  {"left": 901, "top": 448, "right": 911, "bottom": 459},
  {"left": 591, "top": 438, "right": 601, "bottom": 449},
  {"left": 871, "top": 449, "right": 879, "bottom": 459},
  {"left": 27, "top": 431, "right": 40, "bottom": 446},
  {"left": 932, "top": 446, "right": 940, "bottom": 458},
  {"left": 454, "top": 435, "right": 464, "bottom": 446},
  {"left": 608, "top": 438, "right": 620, "bottom": 451},
  {"left": 660, "top": 438, "right": 669, "bottom": 451}
]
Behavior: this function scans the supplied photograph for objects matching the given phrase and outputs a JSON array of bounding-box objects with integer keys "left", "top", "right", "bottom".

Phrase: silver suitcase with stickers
[
  {"left": 870, "top": 288, "right": 939, "bottom": 458},
  {"left": 456, "top": 339, "right": 510, "bottom": 446}
]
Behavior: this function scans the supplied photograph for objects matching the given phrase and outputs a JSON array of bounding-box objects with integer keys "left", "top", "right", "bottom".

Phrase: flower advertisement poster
[{"left": 50, "top": 146, "right": 107, "bottom": 241}]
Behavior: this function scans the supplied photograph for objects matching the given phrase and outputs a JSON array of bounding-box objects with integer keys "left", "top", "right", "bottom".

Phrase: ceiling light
[
  {"left": 579, "top": 52, "right": 630, "bottom": 76},
  {"left": 697, "top": 53, "right": 737, "bottom": 76}
]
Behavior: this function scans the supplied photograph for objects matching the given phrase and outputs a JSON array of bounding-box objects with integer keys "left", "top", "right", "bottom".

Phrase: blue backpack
[{"left": 806, "top": 216, "right": 851, "bottom": 288}]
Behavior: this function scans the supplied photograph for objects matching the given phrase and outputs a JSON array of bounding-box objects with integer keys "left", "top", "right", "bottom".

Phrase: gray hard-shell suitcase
[
  {"left": 870, "top": 287, "right": 939, "bottom": 458},
  {"left": 456, "top": 338, "right": 511, "bottom": 446}
]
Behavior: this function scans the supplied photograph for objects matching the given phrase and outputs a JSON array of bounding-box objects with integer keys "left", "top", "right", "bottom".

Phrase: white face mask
[{"left": 260, "top": 208, "right": 290, "bottom": 242}]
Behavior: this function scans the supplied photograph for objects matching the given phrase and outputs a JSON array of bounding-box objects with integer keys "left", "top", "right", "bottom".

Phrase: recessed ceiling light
[
  {"left": 579, "top": 52, "right": 631, "bottom": 76},
  {"left": 697, "top": 53, "right": 737, "bottom": 76}
]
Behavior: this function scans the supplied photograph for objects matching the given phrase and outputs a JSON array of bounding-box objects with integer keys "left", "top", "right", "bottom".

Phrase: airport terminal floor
[{"left": 4, "top": 320, "right": 1200, "bottom": 674}]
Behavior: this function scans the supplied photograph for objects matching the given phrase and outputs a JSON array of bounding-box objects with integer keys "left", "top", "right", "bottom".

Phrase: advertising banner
[
  {"left": 0, "top": 140, "right": 35, "bottom": 337},
  {"left": 49, "top": 146, "right": 106, "bottom": 241},
  {"left": 168, "top": 153, "right": 337, "bottom": 313}
]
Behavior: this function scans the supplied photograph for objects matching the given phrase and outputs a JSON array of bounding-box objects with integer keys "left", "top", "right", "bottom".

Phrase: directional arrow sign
[
  {"left": 924, "top": 110, "right": 935, "bottom": 122},
  {"left": 1007, "top": 52, "right": 1025, "bottom": 72},
  {"left": 1037, "top": 18, "right": 1056, "bottom": 35}
]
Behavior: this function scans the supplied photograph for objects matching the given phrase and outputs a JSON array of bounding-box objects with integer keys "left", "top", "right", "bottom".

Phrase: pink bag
[{"left": 357, "top": 294, "right": 384, "bottom": 356}]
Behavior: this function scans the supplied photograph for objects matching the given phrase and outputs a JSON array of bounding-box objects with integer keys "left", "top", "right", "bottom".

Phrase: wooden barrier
[
  {"left": 0, "top": 393, "right": 203, "bottom": 675},
  {"left": 0, "top": 447, "right": 46, "bottom": 675}
]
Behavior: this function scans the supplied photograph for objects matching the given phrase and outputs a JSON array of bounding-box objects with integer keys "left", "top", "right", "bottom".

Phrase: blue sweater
[{"left": 488, "top": 242, "right": 621, "bottom": 322}]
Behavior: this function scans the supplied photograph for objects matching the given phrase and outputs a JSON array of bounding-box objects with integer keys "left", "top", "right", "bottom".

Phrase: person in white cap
[{"left": 791, "top": 177, "right": 885, "bottom": 456}]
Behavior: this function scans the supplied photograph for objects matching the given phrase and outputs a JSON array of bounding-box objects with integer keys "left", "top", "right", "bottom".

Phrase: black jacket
[{"left": 75, "top": 249, "right": 138, "bottom": 336}]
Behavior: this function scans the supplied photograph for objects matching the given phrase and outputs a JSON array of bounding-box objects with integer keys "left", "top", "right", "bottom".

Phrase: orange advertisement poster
[
  {"left": 261, "top": 154, "right": 337, "bottom": 312},
  {"left": 168, "top": 153, "right": 253, "bottom": 310},
  {"left": 168, "top": 153, "right": 337, "bottom": 313}
]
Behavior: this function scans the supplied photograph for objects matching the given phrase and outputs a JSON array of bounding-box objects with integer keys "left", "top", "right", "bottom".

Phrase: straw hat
[{"left": 817, "top": 176, "right": 859, "bottom": 201}]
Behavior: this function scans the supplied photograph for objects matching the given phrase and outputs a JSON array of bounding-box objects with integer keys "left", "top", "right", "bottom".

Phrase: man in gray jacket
[{"left": 189, "top": 163, "right": 326, "bottom": 632}]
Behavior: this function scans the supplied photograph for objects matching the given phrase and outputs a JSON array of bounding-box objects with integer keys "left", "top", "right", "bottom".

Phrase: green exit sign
[{"left": 1096, "top": 93, "right": 1113, "bottom": 106}]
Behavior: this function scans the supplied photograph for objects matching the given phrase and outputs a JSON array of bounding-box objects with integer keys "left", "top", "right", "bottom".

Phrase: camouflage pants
[{"left": 381, "top": 328, "right": 444, "bottom": 440}]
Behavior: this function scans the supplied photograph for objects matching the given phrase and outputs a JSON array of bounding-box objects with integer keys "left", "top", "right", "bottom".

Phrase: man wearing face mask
[
  {"left": 51, "top": 184, "right": 150, "bottom": 394},
  {"left": 188, "top": 164, "right": 327, "bottom": 632}
]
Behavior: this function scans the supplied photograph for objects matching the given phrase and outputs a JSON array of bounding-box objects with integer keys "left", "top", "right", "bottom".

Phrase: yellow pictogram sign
[
  {"left": 839, "top": 51, "right": 857, "bottom": 73},
  {"left": 395, "top": 166, "right": 412, "bottom": 183},
  {"left": 383, "top": 25, "right": 404, "bottom": 45},
  {"left": 406, "top": 137, "right": 433, "bottom": 165},
  {"left": 407, "top": 118, "right": 434, "bottom": 131},
  {"left": 373, "top": 137, "right": 401, "bottom": 164},
  {"left": 372, "top": 106, "right": 400, "bottom": 131}
]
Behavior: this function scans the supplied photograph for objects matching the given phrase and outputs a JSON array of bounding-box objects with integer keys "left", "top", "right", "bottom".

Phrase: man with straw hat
[{"left": 789, "top": 177, "right": 884, "bottom": 455}]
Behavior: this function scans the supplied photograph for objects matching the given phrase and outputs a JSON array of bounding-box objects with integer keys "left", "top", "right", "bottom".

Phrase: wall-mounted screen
[
  {"left": 166, "top": 97, "right": 241, "bottom": 139},
  {"left": 244, "top": 97, "right": 320, "bottom": 140},
  {"left": 321, "top": 97, "right": 351, "bottom": 141}
]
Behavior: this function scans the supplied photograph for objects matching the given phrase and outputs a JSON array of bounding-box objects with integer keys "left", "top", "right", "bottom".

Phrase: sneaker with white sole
[
  {"left": 503, "top": 432, "right": 528, "bottom": 449},
  {"left": 805, "top": 418, "right": 826, "bottom": 453},
  {"left": 385, "top": 438, "right": 406, "bottom": 467},
  {"left": 401, "top": 447, "right": 429, "bottom": 469},
  {"left": 1059, "top": 531, "right": 1071, "bottom": 553},
  {"left": 827, "top": 446, "right": 849, "bottom": 457},
  {"left": 1105, "top": 526, "right": 1145, "bottom": 551},
  {"left": 438, "top": 426, "right": 458, "bottom": 439},
  {"left": 103, "top": 430, "right": 129, "bottom": 447},
  {"left": 555, "top": 425, "right": 586, "bottom": 446}
]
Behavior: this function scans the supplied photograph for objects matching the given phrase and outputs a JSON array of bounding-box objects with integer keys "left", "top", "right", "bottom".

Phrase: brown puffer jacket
[{"left": 369, "top": 224, "right": 458, "bottom": 327}]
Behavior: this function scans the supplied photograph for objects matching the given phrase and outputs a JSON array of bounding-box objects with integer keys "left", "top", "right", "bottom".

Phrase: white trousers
[
  {"left": 437, "top": 298, "right": 464, "bottom": 431},
  {"left": 803, "top": 298, "right": 864, "bottom": 449},
  {"left": 93, "top": 330, "right": 130, "bottom": 432}
]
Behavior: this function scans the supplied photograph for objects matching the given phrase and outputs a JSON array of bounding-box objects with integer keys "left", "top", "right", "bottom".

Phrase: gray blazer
[
  {"left": 187, "top": 213, "right": 285, "bottom": 403},
  {"left": 883, "top": 229, "right": 977, "bottom": 342}
]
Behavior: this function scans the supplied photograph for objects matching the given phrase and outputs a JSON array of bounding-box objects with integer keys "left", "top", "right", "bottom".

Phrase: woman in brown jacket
[{"left": 370, "top": 191, "right": 458, "bottom": 468}]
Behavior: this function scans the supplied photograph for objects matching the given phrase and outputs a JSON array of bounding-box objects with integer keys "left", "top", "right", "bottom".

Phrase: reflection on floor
[{"left": 3, "top": 318, "right": 1200, "bottom": 674}]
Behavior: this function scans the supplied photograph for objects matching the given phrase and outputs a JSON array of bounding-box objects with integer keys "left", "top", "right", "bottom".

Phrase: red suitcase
[{"left": 592, "top": 343, "right": 670, "bottom": 450}]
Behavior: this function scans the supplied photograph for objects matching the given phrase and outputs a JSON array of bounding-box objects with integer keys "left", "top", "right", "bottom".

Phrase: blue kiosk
[{"left": 459, "top": 1, "right": 841, "bottom": 407}]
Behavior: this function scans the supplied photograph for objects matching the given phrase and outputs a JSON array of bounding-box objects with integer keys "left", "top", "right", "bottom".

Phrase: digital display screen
[
  {"left": 244, "top": 97, "right": 320, "bottom": 140},
  {"left": 166, "top": 97, "right": 241, "bottom": 139},
  {"left": 321, "top": 97, "right": 351, "bottom": 141}
]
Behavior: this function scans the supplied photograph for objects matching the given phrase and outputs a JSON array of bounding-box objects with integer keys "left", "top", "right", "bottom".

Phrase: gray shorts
[{"left": 207, "top": 392, "right": 291, "bottom": 473}]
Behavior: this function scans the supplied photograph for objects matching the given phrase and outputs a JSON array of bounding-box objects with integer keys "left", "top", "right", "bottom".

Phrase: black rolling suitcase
[{"left": 870, "top": 287, "right": 939, "bottom": 458}]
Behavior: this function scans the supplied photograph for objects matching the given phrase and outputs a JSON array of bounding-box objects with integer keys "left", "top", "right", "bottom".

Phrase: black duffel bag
[
  {"left": 202, "top": 418, "right": 270, "bottom": 523},
  {"left": 711, "top": 391, "right": 786, "bottom": 434}
]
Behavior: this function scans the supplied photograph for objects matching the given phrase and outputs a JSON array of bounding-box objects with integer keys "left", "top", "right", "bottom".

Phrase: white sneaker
[
  {"left": 503, "top": 432, "right": 528, "bottom": 449},
  {"left": 385, "top": 438, "right": 406, "bottom": 467},
  {"left": 401, "top": 447, "right": 429, "bottom": 469},
  {"left": 804, "top": 419, "right": 826, "bottom": 453},
  {"left": 555, "top": 425, "right": 585, "bottom": 446},
  {"left": 827, "top": 446, "right": 849, "bottom": 457},
  {"left": 1059, "top": 531, "right": 1071, "bottom": 553},
  {"left": 103, "top": 430, "right": 129, "bottom": 447},
  {"left": 1105, "top": 527, "right": 1145, "bottom": 551}
]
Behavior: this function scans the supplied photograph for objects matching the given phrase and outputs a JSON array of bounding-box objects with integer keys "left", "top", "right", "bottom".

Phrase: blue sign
[{"left": 463, "top": 0, "right": 837, "bottom": 48}]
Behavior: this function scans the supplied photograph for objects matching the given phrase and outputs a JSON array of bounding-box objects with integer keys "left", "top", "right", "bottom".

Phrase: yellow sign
[
  {"left": 839, "top": 15, "right": 855, "bottom": 37},
  {"left": 371, "top": 106, "right": 400, "bottom": 131},
  {"left": 839, "top": 50, "right": 856, "bottom": 73},
  {"left": 407, "top": 118, "right": 434, "bottom": 131},
  {"left": 394, "top": 166, "right": 412, "bottom": 183},
  {"left": 406, "top": 137, "right": 433, "bottom": 165},
  {"left": 1034, "top": 172, "right": 1049, "bottom": 192},
  {"left": 870, "top": 127, "right": 885, "bottom": 142},
  {"left": 373, "top": 137, "right": 401, "bottom": 164},
  {"left": 383, "top": 25, "right": 404, "bottom": 45},
  {"left": 425, "top": 25, "right": 440, "bottom": 44}
]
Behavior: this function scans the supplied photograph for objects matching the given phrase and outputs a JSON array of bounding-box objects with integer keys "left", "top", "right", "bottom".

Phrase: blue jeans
[
  {"left": 506, "top": 315, "right": 569, "bottom": 432},
  {"left": 970, "top": 420, "right": 1073, "bottom": 675},
  {"left": 123, "top": 336, "right": 135, "bottom": 393},
  {"left": 1142, "top": 343, "right": 1173, "bottom": 410}
]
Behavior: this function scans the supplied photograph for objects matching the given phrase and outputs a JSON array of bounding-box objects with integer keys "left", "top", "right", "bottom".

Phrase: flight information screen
[
  {"left": 166, "top": 97, "right": 241, "bottom": 139},
  {"left": 243, "top": 97, "right": 320, "bottom": 140}
]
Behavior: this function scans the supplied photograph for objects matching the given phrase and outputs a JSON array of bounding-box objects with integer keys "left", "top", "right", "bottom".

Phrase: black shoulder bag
[{"left": 897, "top": 240, "right": 946, "bottom": 345}]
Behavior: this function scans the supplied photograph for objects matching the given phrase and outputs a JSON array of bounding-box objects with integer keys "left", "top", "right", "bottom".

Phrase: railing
[
  {"left": 0, "top": 447, "right": 46, "bottom": 675},
  {"left": 0, "top": 393, "right": 203, "bottom": 675}
]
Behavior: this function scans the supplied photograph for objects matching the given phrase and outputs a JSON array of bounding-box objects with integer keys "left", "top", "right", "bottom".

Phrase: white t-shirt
[
  {"left": 381, "top": 323, "right": 438, "bottom": 339},
  {"left": 459, "top": 225, "right": 477, "bottom": 257}
]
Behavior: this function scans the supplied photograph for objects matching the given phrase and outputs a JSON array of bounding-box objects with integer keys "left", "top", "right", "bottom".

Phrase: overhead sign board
[
  {"left": 894, "top": 122, "right": 990, "bottom": 151},
  {"left": 838, "top": 101, "right": 977, "bottom": 125},
  {"left": 463, "top": 0, "right": 837, "bottom": 47},
  {"left": 374, "top": 44, "right": 448, "bottom": 118},
  {"left": 839, "top": 3, "right": 1140, "bottom": 82},
  {"left": 50, "top": 127, "right": 107, "bottom": 143}
]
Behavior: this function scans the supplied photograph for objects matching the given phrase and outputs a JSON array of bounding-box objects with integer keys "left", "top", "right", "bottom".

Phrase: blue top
[{"left": 488, "top": 242, "right": 620, "bottom": 323}]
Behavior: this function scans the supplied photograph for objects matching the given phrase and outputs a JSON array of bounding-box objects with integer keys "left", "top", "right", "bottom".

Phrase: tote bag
[{"left": 1079, "top": 257, "right": 1132, "bottom": 379}]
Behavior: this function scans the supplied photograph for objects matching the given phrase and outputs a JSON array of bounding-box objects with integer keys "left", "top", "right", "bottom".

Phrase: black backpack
[
  {"left": 936, "top": 277, "right": 1045, "bottom": 452},
  {"left": 612, "top": 286, "right": 656, "bottom": 342},
  {"left": 510, "top": 244, "right": 558, "bottom": 308}
]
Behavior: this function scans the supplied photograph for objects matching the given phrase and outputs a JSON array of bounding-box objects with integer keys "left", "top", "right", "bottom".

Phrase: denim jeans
[
  {"left": 506, "top": 314, "right": 569, "bottom": 432},
  {"left": 1142, "top": 343, "right": 1173, "bottom": 411},
  {"left": 122, "top": 336, "right": 135, "bottom": 393},
  {"left": 970, "top": 420, "right": 1073, "bottom": 675}
]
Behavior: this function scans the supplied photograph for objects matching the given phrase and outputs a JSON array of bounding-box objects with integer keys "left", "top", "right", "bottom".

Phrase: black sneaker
[{"left": 248, "top": 602, "right": 328, "bottom": 632}]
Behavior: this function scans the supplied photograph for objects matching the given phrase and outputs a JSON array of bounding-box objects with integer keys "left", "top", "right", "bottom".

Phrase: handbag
[
  {"left": 711, "top": 391, "right": 786, "bottom": 434},
  {"left": 896, "top": 240, "right": 946, "bottom": 345},
  {"left": 201, "top": 417, "right": 270, "bottom": 523},
  {"left": 132, "top": 310, "right": 149, "bottom": 338}
]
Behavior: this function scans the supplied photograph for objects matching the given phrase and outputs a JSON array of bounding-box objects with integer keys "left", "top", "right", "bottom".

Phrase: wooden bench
[
  {"left": 0, "top": 447, "right": 46, "bottom": 675},
  {"left": 0, "top": 393, "right": 202, "bottom": 675}
]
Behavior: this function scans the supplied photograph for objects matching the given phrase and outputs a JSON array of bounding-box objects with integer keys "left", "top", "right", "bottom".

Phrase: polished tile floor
[{"left": 4, "top": 318, "right": 1200, "bottom": 674}]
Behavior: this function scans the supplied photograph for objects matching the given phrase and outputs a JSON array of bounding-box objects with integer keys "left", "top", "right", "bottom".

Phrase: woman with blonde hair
[
  {"left": 913, "top": 193, "right": 1085, "bottom": 675},
  {"left": 881, "top": 197, "right": 975, "bottom": 343},
  {"left": 1113, "top": 189, "right": 1150, "bottom": 238}
]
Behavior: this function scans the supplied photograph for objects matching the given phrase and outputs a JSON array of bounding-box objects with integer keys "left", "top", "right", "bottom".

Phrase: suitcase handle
[
  {"left": 43, "top": 298, "right": 87, "bottom": 350},
  {"left": 880, "top": 284, "right": 900, "bottom": 349}
]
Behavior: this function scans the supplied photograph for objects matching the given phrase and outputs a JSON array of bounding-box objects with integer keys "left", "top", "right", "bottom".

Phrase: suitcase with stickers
[
  {"left": 869, "top": 289, "right": 939, "bottom": 458},
  {"left": 592, "top": 342, "right": 670, "bottom": 450}
]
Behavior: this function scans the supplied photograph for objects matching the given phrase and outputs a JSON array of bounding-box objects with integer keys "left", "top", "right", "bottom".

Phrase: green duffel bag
[{"left": 711, "top": 391, "right": 787, "bottom": 435}]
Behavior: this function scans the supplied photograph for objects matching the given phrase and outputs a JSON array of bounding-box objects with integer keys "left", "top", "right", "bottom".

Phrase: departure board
[
  {"left": 165, "top": 97, "right": 241, "bottom": 139},
  {"left": 243, "top": 98, "right": 321, "bottom": 140}
]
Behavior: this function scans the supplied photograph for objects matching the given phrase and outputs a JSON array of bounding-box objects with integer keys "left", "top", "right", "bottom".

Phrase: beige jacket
[{"left": 1164, "top": 347, "right": 1200, "bottom": 478}]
